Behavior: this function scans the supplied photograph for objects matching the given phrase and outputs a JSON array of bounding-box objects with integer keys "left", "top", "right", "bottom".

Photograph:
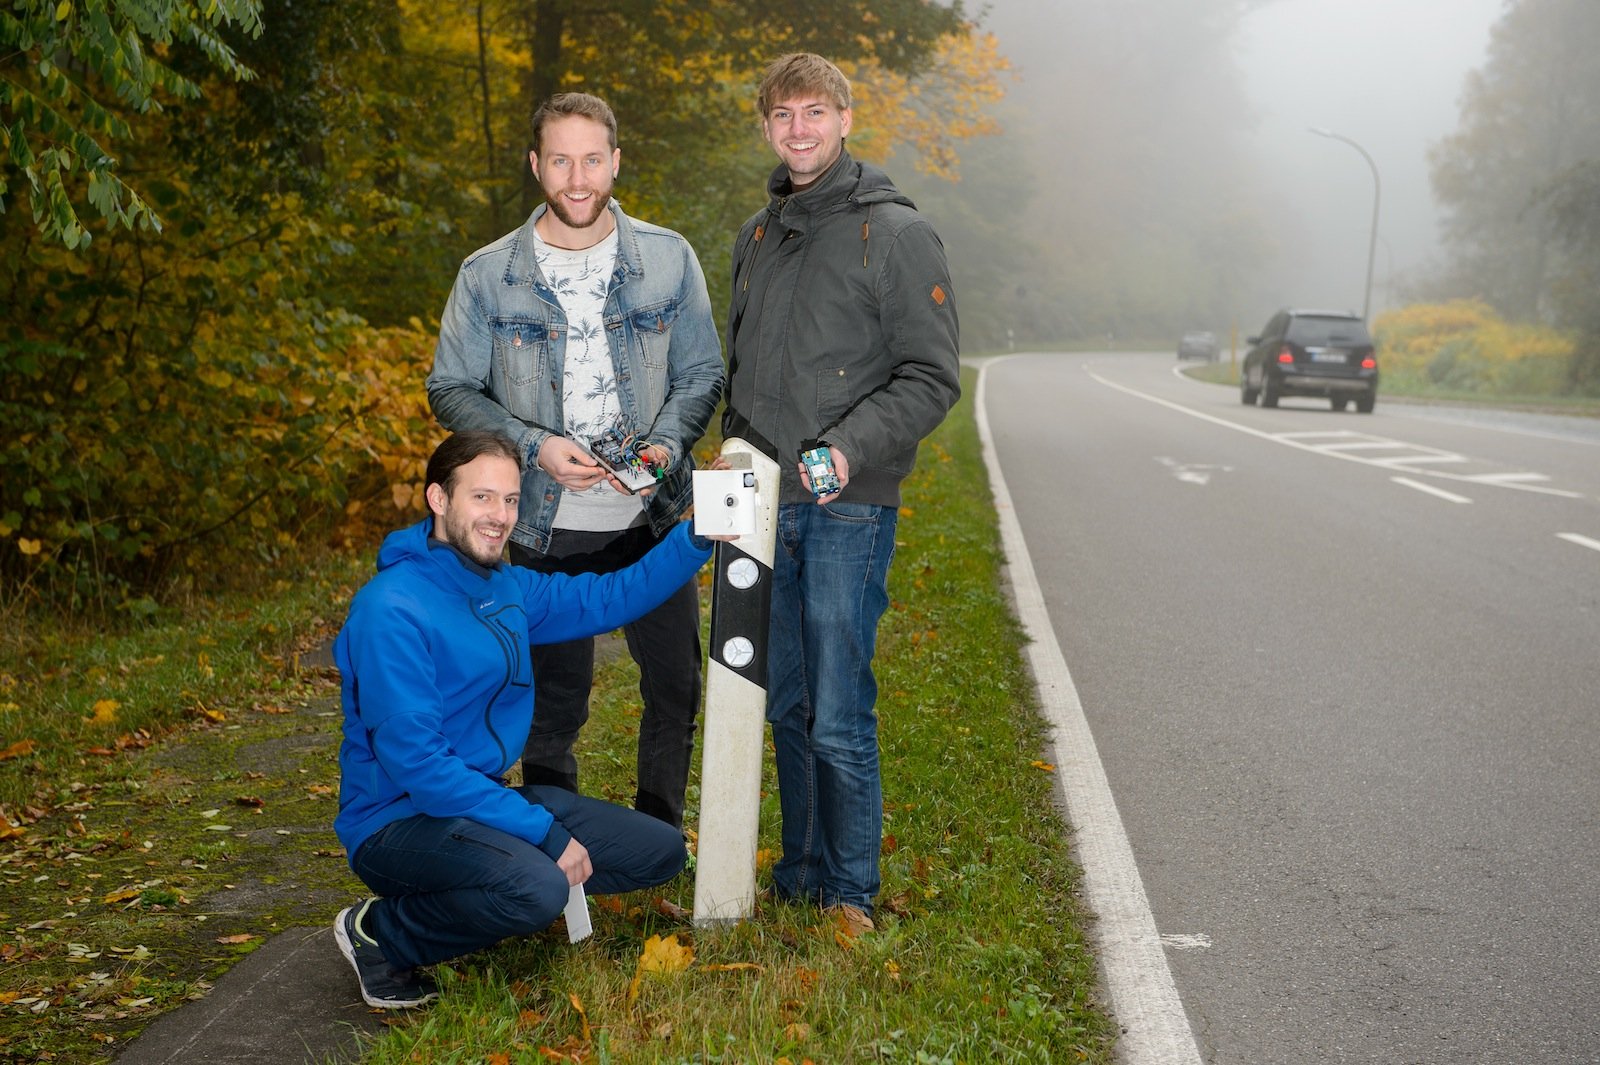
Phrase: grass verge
[{"left": 1, "top": 368, "right": 1117, "bottom": 1063}]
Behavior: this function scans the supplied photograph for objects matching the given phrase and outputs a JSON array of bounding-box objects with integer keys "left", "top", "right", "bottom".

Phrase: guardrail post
[{"left": 692, "top": 438, "right": 780, "bottom": 926}]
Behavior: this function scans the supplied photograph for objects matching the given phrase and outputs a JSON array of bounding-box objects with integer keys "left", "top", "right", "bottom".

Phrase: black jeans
[{"left": 510, "top": 524, "right": 702, "bottom": 828}]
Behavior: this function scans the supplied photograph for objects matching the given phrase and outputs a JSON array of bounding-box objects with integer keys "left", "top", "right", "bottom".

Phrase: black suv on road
[{"left": 1240, "top": 309, "right": 1378, "bottom": 412}]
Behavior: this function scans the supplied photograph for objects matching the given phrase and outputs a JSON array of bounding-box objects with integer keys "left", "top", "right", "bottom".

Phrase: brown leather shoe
[{"left": 822, "top": 903, "right": 875, "bottom": 937}]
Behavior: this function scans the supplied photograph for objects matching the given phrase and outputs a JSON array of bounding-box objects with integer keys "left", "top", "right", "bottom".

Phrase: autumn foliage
[
  {"left": 1373, "top": 300, "right": 1577, "bottom": 397},
  {"left": 2, "top": 0, "right": 1005, "bottom": 616}
]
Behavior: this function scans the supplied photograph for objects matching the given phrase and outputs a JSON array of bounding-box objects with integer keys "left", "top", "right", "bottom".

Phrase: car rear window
[{"left": 1288, "top": 317, "right": 1371, "bottom": 346}]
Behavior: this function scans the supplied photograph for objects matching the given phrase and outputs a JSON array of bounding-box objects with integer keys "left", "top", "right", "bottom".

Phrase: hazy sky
[{"left": 1236, "top": 0, "right": 1506, "bottom": 316}]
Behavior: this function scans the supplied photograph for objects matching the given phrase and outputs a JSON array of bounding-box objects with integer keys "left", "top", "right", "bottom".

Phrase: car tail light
[
  {"left": 1361, "top": 355, "right": 1377, "bottom": 369},
  {"left": 1277, "top": 346, "right": 1294, "bottom": 364}
]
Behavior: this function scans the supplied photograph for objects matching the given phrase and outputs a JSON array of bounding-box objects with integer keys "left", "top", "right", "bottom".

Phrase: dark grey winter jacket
[{"left": 723, "top": 150, "right": 961, "bottom": 506}]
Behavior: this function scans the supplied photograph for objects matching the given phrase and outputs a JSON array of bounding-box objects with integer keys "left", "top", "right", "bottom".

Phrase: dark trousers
[
  {"left": 510, "top": 524, "right": 702, "bottom": 828},
  {"left": 351, "top": 786, "right": 686, "bottom": 970}
]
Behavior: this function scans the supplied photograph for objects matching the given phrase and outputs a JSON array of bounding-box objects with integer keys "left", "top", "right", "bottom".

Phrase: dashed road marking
[
  {"left": 1557, "top": 533, "right": 1600, "bottom": 554},
  {"left": 1393, "top": 477, "right": 1473, "bottom": 504},
  {"left": 1091, "top": 371, "right": 1584, "bottom": 498}
]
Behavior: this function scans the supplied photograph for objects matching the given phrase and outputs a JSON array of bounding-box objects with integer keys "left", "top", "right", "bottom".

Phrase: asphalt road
[{"left": 983, "top": 352, "right": 1600, "bottom": 1065}]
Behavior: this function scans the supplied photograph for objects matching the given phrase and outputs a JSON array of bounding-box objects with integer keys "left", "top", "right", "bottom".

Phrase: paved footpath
[
  {"left": 113, "top": 925, "right": 382, "bottom": 1064},
  {"left": 112, "top": 632, "right": 637, "bottom": 1064}
]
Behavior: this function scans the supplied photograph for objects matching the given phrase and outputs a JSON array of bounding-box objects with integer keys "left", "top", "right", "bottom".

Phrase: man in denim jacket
[{"left": 427, "top": 93, "right": 724, "bottom": 830}]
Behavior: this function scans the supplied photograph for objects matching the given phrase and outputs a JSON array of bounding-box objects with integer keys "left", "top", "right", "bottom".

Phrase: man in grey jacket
[
  {"left": 723, "top": 53, "right": 961, "bottom": 934},
  {"left": 428, "top": 93, "right": 724, "bottom": 830}
]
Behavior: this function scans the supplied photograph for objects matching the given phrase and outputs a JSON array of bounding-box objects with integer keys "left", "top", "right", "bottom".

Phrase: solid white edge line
[
  {"left": 976, "top": 357, "right": 1203, "bottom": 1065},
  {"left": 1557, "top": 532, "right": 1600, "bottom": 553},
  {"left": 1391, "top": 477, "right": 1474, "bottom": 504}
]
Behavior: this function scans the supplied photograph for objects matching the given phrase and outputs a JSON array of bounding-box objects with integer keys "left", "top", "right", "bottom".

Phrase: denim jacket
[{"left": 427, "top": 201, "right": 725, "bottom": 554}]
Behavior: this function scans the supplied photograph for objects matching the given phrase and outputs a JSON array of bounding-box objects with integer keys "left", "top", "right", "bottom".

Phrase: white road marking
[
  {"left": 980, "top": 358, "right": 1204, "bottom": 1065},
  {"left": 1157, "top": 457, "right": 1232, "bottom": 486},
  {"left": 1092, "top": 370, "right": 1584, "bottom": 498},
  {"left": 1465, "top": 471, "right": 1553, "bottom": 484},
  {"left": 1392, "top": 477, "right": 1473, "bottom": 504},
  {"left": 1161, "top": 933, "right": 1214, "bottom": 952},
  {"left": 1557, "top": 533, "right": 1600, "bottom": 554},
  {"left": 1367, "top": 453, "right": 1469, "bottom": 467},
  {"left": 1318, "top": 441, "right": 1421, "bottom": 452}
]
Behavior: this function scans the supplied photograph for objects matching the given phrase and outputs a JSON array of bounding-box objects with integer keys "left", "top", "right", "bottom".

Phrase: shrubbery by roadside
[
  {"left": 1, "top": 321, "right": 440, "bottom": 617},
  {"left": 1372, "top": 300, "right": 1585, "bottom": 400}
]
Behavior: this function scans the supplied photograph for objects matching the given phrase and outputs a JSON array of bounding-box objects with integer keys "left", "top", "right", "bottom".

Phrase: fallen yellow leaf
[
  {"left": 88, "top": 699, "right": 119, "bottom": 725},
  {"left": 102, "top": 888, "right": 141, "bottom": 905},
  {"left": 628, "top": 933, "right": 694, "bottom": 1002},
  {"left": 1030, "top": 760, "right": 1055, "bottom": 772},
  {"left": 637, "top": 933, "right": 694, "bottom": 974},
  {"left": 567, "top": 991, "right": 590, "bottom": 1043},
  {"left": 0, "top": 739, "right": 38, "bottom": 761},
  {"left": 17, "top": 538, "right": 42, "bottom": 556}
]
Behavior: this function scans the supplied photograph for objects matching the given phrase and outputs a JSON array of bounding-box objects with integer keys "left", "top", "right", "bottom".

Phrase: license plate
[{"left": 1310, "top": 350, "right": 1347, "bottom": 363}]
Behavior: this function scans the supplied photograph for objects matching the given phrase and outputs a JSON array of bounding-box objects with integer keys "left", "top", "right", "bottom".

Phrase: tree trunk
[{"left": 522, "top": 0, "right": 569, "bottom": 217}]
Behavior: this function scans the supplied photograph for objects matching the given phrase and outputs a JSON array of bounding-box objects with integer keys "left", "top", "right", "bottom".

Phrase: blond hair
[
  {"left": 531, "top": 92, "right": 618, "bottom": 154},
  {"left": 756, "top": 53, "right": 851, "bottom": 116}
]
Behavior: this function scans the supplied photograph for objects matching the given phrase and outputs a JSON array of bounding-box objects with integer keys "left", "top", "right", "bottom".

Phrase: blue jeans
[
  {"left": 349, "top": 785, "right": 685, "bottom": 970},
  {"left": 766, "top": 500, "right": 898, "bottom": 913}
]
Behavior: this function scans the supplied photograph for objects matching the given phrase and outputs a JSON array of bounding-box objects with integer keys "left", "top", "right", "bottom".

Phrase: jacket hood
[
  {"left": 375, "top": 518, "right": 494, "bottom": 597},
  {"left": 766, "top": 149, "right": 915, "bottom": 213}
]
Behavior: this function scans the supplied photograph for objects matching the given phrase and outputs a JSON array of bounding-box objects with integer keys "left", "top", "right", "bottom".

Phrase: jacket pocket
[
  {"left": 816, "top": 366, "right": 853, "bottom": 427},
  {"left": 618, "top": 297, "right": 682, "bottom": 370},
  {"left": 491, "top": 318, "right": 548, "bottom": 388}
]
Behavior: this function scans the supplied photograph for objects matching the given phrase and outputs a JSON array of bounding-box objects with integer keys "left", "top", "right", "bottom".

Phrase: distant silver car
[{"left": 1177, "top": 330, "right": 1218, "bottom": 361}]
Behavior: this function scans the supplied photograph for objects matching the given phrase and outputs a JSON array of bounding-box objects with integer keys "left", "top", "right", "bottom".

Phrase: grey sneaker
[{"left": 334, "top": 899, "right": 439, "bottom": 1009}]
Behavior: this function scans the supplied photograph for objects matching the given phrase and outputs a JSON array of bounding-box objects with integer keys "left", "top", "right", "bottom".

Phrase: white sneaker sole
[{"left": 333, "top": 905, "right": 436, "bottom": 1009}]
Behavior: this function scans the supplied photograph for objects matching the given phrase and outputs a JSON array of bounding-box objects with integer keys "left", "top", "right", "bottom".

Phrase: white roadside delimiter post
[{"left": 692, "top": 437, "right": 780, "bottom": 926}]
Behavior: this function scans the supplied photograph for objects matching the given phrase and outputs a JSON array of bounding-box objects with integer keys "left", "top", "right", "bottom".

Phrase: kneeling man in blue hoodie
[{"left": 331, "top": 429, "right": 718, "bottom": 1008}]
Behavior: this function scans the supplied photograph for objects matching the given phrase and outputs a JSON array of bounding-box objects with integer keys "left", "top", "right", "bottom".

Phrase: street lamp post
[{"left": 1309, "top": 127, "right": 1381, "bottom": 322}]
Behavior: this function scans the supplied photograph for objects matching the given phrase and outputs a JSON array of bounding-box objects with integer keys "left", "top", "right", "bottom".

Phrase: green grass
[{"left": 0, "top": 370, "right": 1117, "bottom": 1063}]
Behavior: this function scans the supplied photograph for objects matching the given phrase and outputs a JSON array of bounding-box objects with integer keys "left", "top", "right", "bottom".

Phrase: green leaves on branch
[{"left": 0, "top": 0, "right": 262, "bottom": 247}]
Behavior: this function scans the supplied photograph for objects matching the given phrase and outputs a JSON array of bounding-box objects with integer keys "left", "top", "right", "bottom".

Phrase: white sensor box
[{"left": 692, "top": 469, "right": 758, "bottom": 537}]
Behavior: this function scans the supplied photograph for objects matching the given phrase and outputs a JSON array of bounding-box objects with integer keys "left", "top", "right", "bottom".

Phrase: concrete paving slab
[{"left": 113, "top": 926, "right": 385, "bottom": 1065}]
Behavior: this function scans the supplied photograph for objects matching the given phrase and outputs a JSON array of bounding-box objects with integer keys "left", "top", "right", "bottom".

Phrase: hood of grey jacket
[{"left": 724, "top": 150, "right": 961, "bottom": 506}]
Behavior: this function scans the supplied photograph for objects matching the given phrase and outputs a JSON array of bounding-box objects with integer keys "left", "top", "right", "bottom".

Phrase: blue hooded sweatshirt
[{"left": 333, "top": 517, "right": 712, "bottom": 866}]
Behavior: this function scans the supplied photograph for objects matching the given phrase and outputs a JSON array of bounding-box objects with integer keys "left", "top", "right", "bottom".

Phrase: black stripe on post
[{"left": 707, "top": 542, "right": 772, "bottom": 682}]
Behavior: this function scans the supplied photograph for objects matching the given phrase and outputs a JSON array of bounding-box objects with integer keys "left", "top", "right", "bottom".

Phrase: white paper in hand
[{"left": 564, "top": 882, "right": 592, "bottom": 943}]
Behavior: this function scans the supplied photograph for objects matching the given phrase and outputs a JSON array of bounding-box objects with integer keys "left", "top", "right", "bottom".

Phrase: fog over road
[{"left": 983, "top": 352, "right": 1600, "bottom": 1064}]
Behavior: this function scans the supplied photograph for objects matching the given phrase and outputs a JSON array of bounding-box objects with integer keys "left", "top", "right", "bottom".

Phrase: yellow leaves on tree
[{"left": 844, "top": 28, "right": 1011, "bottom": 182}]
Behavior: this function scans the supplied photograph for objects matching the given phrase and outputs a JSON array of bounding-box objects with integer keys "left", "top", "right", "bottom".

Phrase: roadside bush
[
  {"left": 0, "top": 208, "right": 438, "bottom": 614},
  {"left": 1374, "top": 300, "right": 1575, "bottom": 397}
]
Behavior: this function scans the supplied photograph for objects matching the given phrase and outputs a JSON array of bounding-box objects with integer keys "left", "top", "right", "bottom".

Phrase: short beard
[
  {"left": 547, "top": 186, "right": 612, "bottom": 232},
  {"left": 443, "top": 511, "right": 505, "bottom": 567}
]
